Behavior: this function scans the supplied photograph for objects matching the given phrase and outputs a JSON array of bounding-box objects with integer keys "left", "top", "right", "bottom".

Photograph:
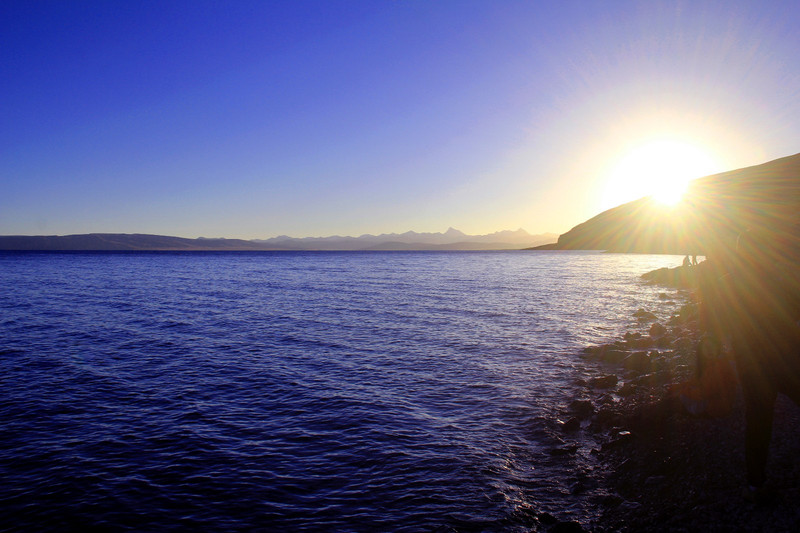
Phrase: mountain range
[
  {"left": 0, "top": 228, "right": 557, "bottom": 251},
  {"left": 4, "top": 152, "right": 797, "bottom": 254},
  {"left": 256, "top": 227, "right": 556, "bottom": 250}
]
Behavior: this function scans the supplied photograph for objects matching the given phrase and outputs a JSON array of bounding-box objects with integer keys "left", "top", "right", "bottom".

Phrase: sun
[{"left": 602, "top": 140, "right": 719, "bottom": 208}]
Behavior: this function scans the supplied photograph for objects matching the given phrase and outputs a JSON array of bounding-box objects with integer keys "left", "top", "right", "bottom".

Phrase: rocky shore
[{"left": 540, "top": 264, "right": 800, "bottom": 532}]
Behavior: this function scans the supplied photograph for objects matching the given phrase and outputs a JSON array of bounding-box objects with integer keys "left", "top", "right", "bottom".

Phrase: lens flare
[{"left": 604, "top": 140, "right": 719, "bottom": 208}]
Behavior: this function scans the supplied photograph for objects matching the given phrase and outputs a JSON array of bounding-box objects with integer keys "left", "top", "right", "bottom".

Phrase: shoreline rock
[{"left": 546, "top": 263, "right": 800, "bottom": 532}]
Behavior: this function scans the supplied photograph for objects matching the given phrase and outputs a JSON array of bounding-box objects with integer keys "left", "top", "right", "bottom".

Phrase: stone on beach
[
  {"left": 560, "top": 416, "right": 581, "bottom": 433},
  {"left": 588, "top": 262, "right": 800, "bottom": 531},
  {"left": 633, "top": 308, "right": 658, "bottom": 321},
  {"left": 582, "top": 344, "right": 629, "bottom": 363},
  {"left": 649, "top": 322, "right": 667, "bottom": 339},
  {"left": 589, "top": 374, "right": 619, "bottom": 389},
  {"left": 569, "top": 399, "right": 595, "bottom": 419},
  {"left": 622, "top": 351, "right": 652, "bottom": 373}
]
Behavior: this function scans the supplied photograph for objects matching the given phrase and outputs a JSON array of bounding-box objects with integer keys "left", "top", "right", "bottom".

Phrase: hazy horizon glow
[{"left": 2, "top": 1, "right": 799, "bottom": 239}]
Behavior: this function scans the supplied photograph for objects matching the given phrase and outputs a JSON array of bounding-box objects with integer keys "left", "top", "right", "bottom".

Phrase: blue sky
[{"left": 2, "top": 0, "right": 799, "bottom": 238}]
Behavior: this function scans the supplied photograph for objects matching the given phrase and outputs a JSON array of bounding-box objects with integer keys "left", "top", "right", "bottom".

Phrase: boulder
[
  {"left": 655, "top": 333, "right": 674, "bottom": 348},
  {"left": 644, "top": 475, "right": 667, "bottom": 487},
  {"left": 560, "top": 416, "right": 581, "bottom": 433},
  {"left": 551, "top": 520, "right": 586, "bottom": 533},
  {"left": 583, "top": 344, "right": 629, "bottom": 363},
  {"left": 537, "top": 512, "right": 558, "bottom": 525},
  {"left": 602, "top": 348, "right": 631, "bottom": 363},
  {"left": 599, "top": 493, "right": 624, "bottom": 508},
  {"left": 601, "top": 430, "right": 633, "bottom": 450},
  {"left": 633, "top": 308, "right": 658, "bottom": 321},
  {"left": 626, "top": 335, "right": 655, "bottom": 350},
  {"left": 594, "top": 407, "right": 622, "bottom": 428},
  {"left": 590, "top": 374, "right": 619, "bottom": 389},
  {"left": 673, "top": 336, "right": 695, "bottom": 351},
  {"left": 549, "top": 444, "right": 579, "bottom": 456},
  {"left": 649, "top": 322, "right": 667, "bottom": 338},
  {"left": 569, "top": 399, "right": 595, "bottom": 418},
  {"left": 623, "top": 351, "right": 652, "bottom": 373}
]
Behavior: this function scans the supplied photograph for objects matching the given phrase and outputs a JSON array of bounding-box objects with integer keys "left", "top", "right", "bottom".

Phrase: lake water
[{"left": 0, "top": 251, "right": 685, "bottom": 531}]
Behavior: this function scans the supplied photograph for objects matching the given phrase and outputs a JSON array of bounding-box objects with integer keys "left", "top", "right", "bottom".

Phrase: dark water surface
[{"left": 0, "top": 251, "right": 684, "bottom": 531}]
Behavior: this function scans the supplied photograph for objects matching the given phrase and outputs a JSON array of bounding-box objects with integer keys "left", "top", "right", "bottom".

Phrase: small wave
[{"left": 0, "top": 251, "right": 686, "bottom": 531}]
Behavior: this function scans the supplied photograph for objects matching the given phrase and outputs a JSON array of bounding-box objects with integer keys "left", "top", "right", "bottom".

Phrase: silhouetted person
[
  {"left": 698, "top": 227, "right": 800, "bottom": 491},
  {"left": 691, "top": 254, "right": 698, "bottom": 266},
  {"left": 683, "top": 255, "right": 691, "bottom": 267}
]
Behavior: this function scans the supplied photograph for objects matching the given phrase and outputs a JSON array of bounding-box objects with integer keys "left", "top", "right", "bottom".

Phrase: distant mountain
[
  {"left": 531, "top": 152, "right": 800, "bottom": 254},
  {"left": 0, "top": 233, "right": 292, "bottom": 251},
  {"left": 0, "top": 229, "right": 558, "bottom": 251},
  {"left": 257, "top": 227, "right": 557, "bottom": 251}
]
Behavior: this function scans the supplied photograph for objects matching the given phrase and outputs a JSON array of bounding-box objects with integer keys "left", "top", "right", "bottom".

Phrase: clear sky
[{"left": 2, "top": 0, "right": 799, "bottom": 239}]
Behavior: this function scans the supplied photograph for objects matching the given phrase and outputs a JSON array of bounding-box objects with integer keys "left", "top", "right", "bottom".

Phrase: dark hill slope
[
  {"left": 553, "top": 197, "right": 696, "bottom": 253},
  {"left": 687, "top": 152, "right": 800, "bottom": 240},
  {"left": 538, "top": 152, "right": 800, "bottom": 254}
]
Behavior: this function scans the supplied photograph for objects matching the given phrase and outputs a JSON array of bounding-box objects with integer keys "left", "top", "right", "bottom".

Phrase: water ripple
[{"left": 0, "top": 251, "right": 684, "bottom": 531}]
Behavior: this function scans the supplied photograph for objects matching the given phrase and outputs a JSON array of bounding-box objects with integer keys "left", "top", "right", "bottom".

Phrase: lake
[{"left": 0, "top": 251, "right": 686, "bottom": 531}]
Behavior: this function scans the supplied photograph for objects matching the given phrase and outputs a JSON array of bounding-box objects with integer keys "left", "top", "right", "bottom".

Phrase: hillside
[
  {"left": 533, "top": 152, "right": 800, "bottom": 254},
  {"left": 544, "top": 197, "right": 699, "bottom": 253},
  {"left": 687, "top": 152, "right": 800, "bottom": 244}
]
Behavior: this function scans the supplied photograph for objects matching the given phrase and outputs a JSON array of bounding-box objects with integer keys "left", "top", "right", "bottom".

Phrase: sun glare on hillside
[{"left": 603, "top": 140, "right": 719, "bottom": 208}]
